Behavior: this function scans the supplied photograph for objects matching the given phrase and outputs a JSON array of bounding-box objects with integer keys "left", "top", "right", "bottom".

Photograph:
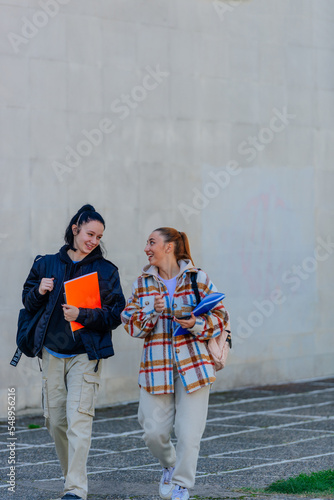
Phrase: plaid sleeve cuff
[{"left": 188, "top": 316, "right": 206, "bottom": 336}]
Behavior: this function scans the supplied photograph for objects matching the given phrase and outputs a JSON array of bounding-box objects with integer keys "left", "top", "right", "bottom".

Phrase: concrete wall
[{"left": 1, "top": 0, "right": 333, "bottom": 417}]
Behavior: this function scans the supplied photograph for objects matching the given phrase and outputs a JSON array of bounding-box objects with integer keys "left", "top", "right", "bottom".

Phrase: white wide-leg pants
[{"left": 138, "top": 367, "right": 210, "bottom": 489}]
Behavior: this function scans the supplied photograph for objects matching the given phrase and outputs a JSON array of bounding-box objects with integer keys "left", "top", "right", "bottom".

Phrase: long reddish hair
[{"left": 154, "top": 227, "right": 195, "bottom": 266}]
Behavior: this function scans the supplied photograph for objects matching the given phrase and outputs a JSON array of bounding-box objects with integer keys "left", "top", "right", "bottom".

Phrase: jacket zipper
[{"left": 37, "top": 263, "right": 67, "bottom": 356}]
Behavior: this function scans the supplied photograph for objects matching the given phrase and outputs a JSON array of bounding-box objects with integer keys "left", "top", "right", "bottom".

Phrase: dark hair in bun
[{"left": 64, "top": 204, "right": 105, "bottom": 251}]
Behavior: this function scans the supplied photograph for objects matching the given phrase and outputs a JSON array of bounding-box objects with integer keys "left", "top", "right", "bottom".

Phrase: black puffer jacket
[{"left": 22, "top": 245, "right": 125, "bottom": 360}]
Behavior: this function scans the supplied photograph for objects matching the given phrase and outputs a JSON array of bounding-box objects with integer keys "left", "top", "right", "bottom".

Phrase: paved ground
[{"left": 1, "top": 378, "right": 333, "bottom": 500}]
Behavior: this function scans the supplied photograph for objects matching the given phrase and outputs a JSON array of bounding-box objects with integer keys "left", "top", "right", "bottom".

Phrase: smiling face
[
  {"left": 72, "top": 220, "right": 104, "bottom": 259},
  {"left": 144, "top": 231, "right": 173, "bottom": 268}
]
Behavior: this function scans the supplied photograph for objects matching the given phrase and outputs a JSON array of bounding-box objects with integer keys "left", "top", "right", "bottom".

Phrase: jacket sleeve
[
  {"left": 22, "top": 256, "right": 50, "bottom": 313},
  {"left": 188, "top": 271, "right": 230, "bottom": 340},
  {"left": 76, "top": 268, "right": 125, "bottom": 332},
  {"left": 121, "top": 281, "right": 160, "bottom": 338}
]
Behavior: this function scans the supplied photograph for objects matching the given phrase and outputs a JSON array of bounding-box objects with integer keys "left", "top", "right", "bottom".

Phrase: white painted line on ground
[
  {"left": 86, "top": 462, "right": 161, "bottom": 476},
  {"left": 0, "top": 445, "right": 149, "bottom": 471},
  {"left": 202, "top": 416, "right": 334, "bottom": 441},
  {"left": 0, "top": 427, "right": 47, "bottom": 436},
  {"left": 31, "top": 475, "right": 63, "bottom": 483},
  {"left": 0, "top": 428, "right": 144, "bottom": 461},
  {"left": 0, "top": 414, "right": 138, "bottom": 433},
  {"left": 207, "top": 423, "right": 261, "bottom": 429},
  {"left": 286, "top": 427, "right": 334, "bottom": 434},
  {"left": 203, "top": 433, "right": 333, "bottom": 458},
  {"left": 263, "top": 412, "right": 324, "bottom": 419},
  {"left": 0, "top": 415, "right": 139, "bottom": 437},
  {"left": 209, "top": 409, "right": 248, "bottom": 414},
  {"left": 206, "top": 401, "right": 333, "bottom": 424},
  {"left": 0, "top": 425, "right": 27, "bottom": 430},
  {"left": 208, "top": 387, "right": 334, "bottom": 407},
  {"left": 309, "top": 381, "right": 334, "bottom": 386},
  {"left": 0, "top": 458, "right": 60, "bottom": 471},
  {"left": 86, "top": 446, "right": 148, "bottom": 460},
  {"left": 94, "top": 414, "right": 138, "bottom": 421},
  {"left": 89, "top": 446, "right": 147, "bottom": 454},
  {"left": 35, "top": 462, "right": 160, "bottom": 482},
  {"left": 0, "top": 442, "right": 43, "bottom": 453},
  {"left": 91, "top": 429, "right": 142, "bottom": 439},
  {"left": 195, "top": 451, "right": 334, "bottom": 477}
]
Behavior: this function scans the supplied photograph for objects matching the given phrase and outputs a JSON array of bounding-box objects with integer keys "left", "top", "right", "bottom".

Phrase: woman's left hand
[
  {"left": 62, "top": 304, "right": 79, "bottom": 322},
  {"left": 174, "top": 313, "right": 196, "bottom": 329}
]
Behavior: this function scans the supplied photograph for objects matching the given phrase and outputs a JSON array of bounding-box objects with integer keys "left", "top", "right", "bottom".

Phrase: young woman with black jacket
[{"left": 22, "top": 204, "right": 125, "bottom": 500}]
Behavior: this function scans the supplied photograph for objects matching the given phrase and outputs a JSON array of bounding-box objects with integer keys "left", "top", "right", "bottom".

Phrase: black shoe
[{"left": 61, "top": 494, "right": 83, "bottom": 500}]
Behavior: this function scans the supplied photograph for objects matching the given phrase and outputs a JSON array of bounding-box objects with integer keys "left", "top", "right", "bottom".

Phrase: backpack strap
[
  {"left": 190, "top": 272, "right": 201, "bottom": 306},
  {"left": 191, "top": 271, "right": 232, "bottom": 349},
  {"left": 10, "top": 253, "right": 57, "bottom": 368}
]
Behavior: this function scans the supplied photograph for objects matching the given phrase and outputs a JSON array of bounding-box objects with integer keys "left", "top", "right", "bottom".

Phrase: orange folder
[{"left": 64, "top": 272, "right": 101, "bottom": 333}]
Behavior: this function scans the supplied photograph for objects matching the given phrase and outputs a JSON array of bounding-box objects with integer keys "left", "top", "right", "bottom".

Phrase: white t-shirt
[{"left": 159, "top": 275, "right": 177, "bottom": 300}]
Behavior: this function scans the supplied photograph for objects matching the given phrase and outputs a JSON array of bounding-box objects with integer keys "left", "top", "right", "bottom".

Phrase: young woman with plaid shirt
[{"left": 121, "top": 228, "right": 229, "bottom": 500}]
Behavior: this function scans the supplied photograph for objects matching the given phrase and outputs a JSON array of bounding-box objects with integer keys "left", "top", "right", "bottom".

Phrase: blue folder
[{"left": 173, "top": 292, "right": 225, "bottom": 336}]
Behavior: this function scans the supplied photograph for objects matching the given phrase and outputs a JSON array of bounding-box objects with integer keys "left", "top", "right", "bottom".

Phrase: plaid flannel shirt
[{"left": 121, "top": 260, "right": 229, "bottom": 394}]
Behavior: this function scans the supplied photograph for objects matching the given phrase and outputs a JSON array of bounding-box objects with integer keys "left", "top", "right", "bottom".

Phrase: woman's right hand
[
  {"left": 154, "top": 294, "right": 164, "bottom": 313},
  {"left": 39, "top": 277, "right": 54, "bottom": 295}
]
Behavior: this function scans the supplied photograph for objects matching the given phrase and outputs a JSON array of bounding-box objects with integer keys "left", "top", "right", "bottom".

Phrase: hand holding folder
[
  {"left": 64, "top": 272, "right": 101, "bottom": 334},
  {"left": 173, "top": 292, "right": 225, "bottom": 337}
]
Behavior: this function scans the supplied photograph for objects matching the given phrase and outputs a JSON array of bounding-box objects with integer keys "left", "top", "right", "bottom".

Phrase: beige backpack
[
  {"left": 207, "top": 314, "right": 231, "bottom": 371},
  {"left": 191, "top": 273, "right": 231, "bottom": 371}
]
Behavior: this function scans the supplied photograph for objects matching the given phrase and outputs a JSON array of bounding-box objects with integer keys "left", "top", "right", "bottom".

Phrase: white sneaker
[
  {"left": 172, "top": 485, "right": 189, "bottom": 500},
  {"left": 159, "top": 466, "right": 175, "bottom": 499}
]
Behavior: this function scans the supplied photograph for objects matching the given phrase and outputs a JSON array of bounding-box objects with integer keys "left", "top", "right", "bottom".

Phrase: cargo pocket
[
  {"left": 78, "top": 373, "right": 100, "bottom": 417},
  {"left": 41, "top": 378, "right": 49, "bottom": 419}
]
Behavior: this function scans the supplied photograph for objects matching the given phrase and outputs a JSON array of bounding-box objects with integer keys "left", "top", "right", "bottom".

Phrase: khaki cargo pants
[{"left": 42, "top": 348, "right": 101, "bottom": 500}]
